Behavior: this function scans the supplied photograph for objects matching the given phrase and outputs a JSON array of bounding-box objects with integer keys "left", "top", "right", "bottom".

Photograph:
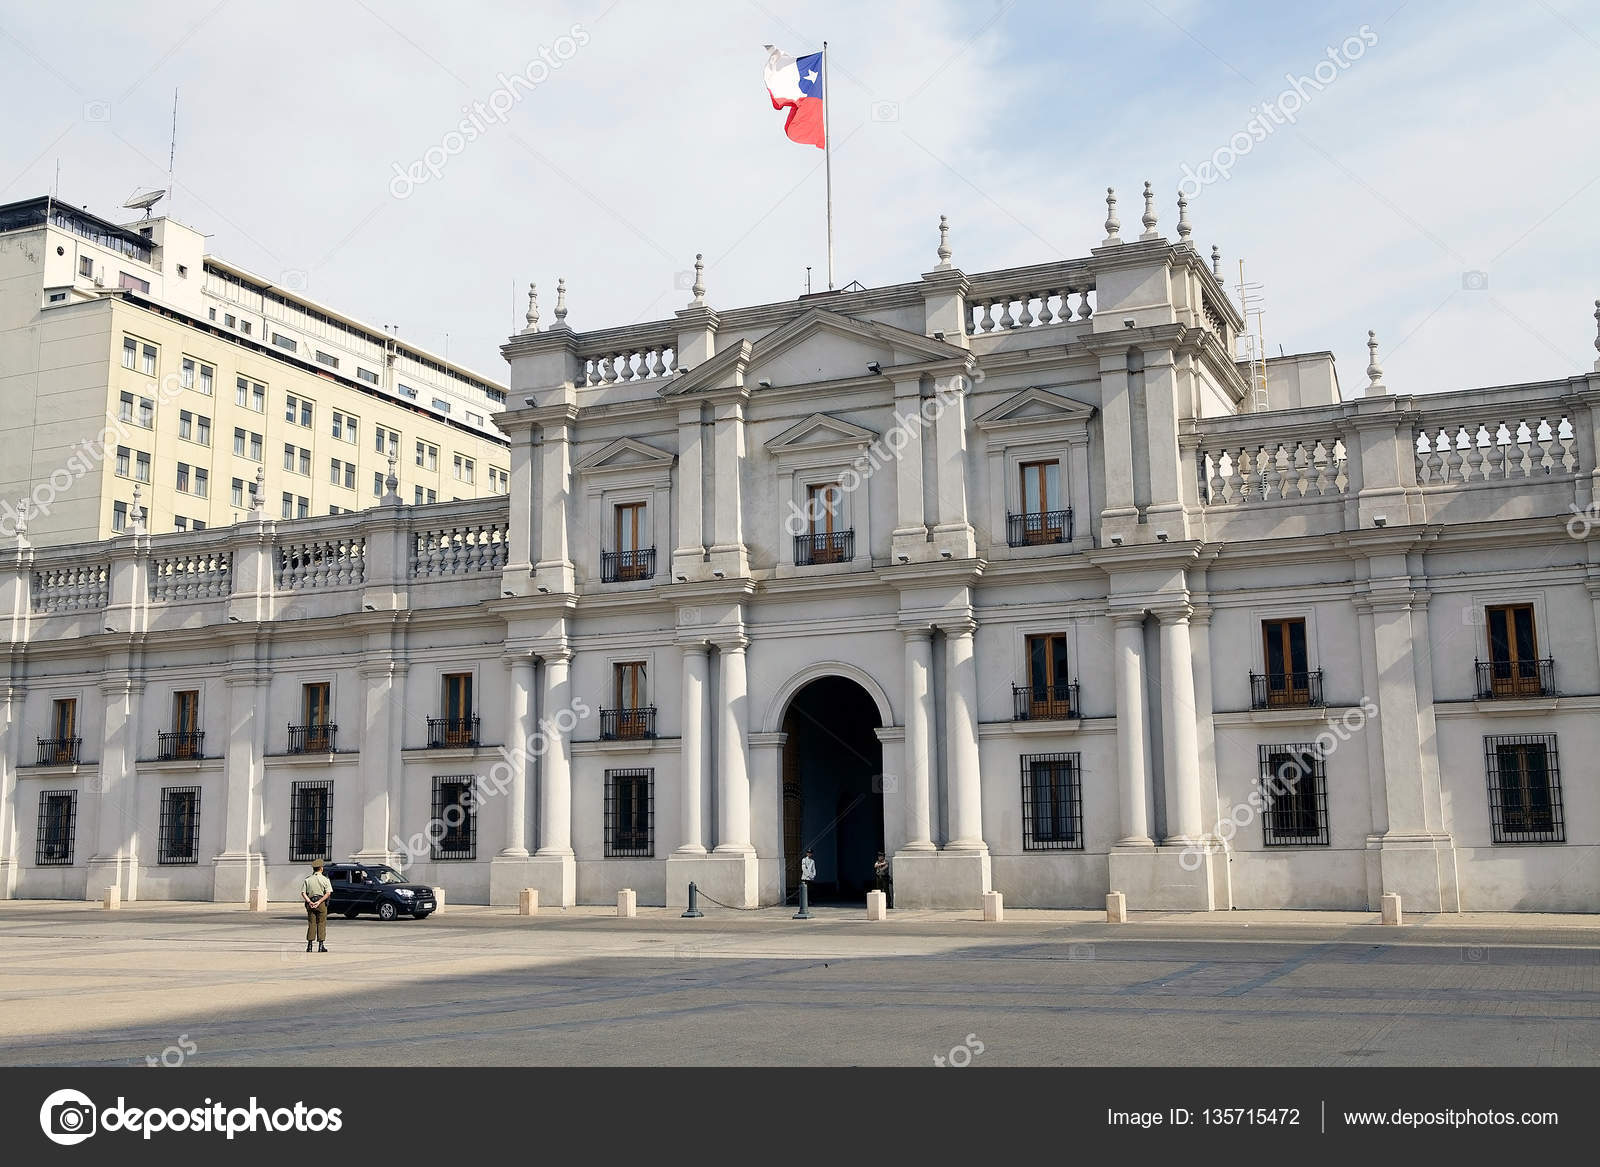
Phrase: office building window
[
  {"left": 357, "top": 368, "right": 379, "bottom": 385},
  {"left": 112, "top": 501, "right": 128, "bottom": 531},
  {"left": 231, "top": 478, "right": 244, "bottom": 508},
  {"left": 141, "top": 343, "right": 157, "bottom": 375},
  {"left": 122, "top": 336, "right": 137, "bottom": 369}
]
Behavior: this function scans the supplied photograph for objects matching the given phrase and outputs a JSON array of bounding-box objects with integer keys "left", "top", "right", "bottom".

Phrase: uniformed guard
[
  {"left": 800, "top": 849, "right": 816, "bottom": 888},
  {"left": 301, "top": 858, "right": 332, "bottom": 953}
]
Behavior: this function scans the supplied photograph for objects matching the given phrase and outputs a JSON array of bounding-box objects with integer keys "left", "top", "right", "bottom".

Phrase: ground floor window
[
  {"left": 430, "top": 776, "right": 477, "bottom": 860},
  {"left": 158, "top": 786, "right": 202, "bottom": 865},
  {"left": 1020, "top": 752, "right": 1082, "bottom": 851},
  {"left": 1258, "top": 745, "right": 1329, "bottom": 846},
  {"left": 605, "top": 768, "right": 653, "bottom": 857},
  {"left": 36, "top": 790, "right": 77, "bottom": 866},
  {"left": 290, "top": 780, "right": 333, "bottom": 862},
  {"left": 1485, "top": 734, "right": 1564, "bottom": 843}
]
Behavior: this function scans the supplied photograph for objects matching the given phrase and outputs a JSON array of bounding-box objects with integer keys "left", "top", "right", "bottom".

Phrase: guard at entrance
[
  {"left": 301, "top": 858, "right": 332, "bottom": 953},
  {"left": 801, "top": 849, "right": 816, "bottom": 888},
  {"left": 874, "top": 851, "right": 893, "bottom": 909}
]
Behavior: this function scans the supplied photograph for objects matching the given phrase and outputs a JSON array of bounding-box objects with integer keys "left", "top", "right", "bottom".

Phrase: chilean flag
[{"left": 764, "top": 45, "right": 825, "bottom": 149}]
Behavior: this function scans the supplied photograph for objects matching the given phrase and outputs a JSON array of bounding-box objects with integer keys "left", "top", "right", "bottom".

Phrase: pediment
[
  {"left": 764, "top": 412, "right": 879, "bottom": 454},
  {"left": 574, "top": 437, "right": 677, "bottom": 472},
  {"left": 974, "top": 386, "right": 1097, "bottom": 430}
]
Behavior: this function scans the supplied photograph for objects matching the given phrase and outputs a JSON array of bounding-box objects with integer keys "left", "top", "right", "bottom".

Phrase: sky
[{"left": 1, "top": 0, "right": 1597, "bottom": 397}]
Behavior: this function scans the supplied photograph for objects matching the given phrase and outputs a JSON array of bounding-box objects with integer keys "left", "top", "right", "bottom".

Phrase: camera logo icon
[
  {"left": 674, "top": 269, "right": 696, "bottom": 291},
  {"left": 40, "top": 1088, "right": 97, "bottom": 1146},
  {"left": 281, "top": 269, "right": 308, "bottom": 292},
  {"left": 871, "top": 773, "right": 899, "bottom": 794},
  {"left": 870, "top": 101, "right": 901, "bottom": 122},
  {"left": 82, "top": 101, "right": 111, "bottom": 122},
  {"left": 1462, "top": 945, "right": 1489, "bottom": 964},
  {"left": 1461, "top": 270, "right": 1489, "bottom": 291}
]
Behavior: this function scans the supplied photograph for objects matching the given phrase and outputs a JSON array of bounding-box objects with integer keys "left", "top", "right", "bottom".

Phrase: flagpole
[{"left": 823, "top": 40, "right": 834, "bottom": 290}]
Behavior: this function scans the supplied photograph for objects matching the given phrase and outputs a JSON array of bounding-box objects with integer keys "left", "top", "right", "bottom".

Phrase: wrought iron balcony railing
[
  {"left": 1475, "top": 658, "right": 1555, "bottom": 699},
  {"left": 795, "top": 529, "right": 854, "bottom": 566},
  {"left": 287, "top": 723, "right": 337, "bottom": 754},
  {"left": 427, "top": 715, "right": 480, "bottom": 749},
  {"left": 1006, "top": 508, "right": 1073, "bottom": 547},
  {"left": 1249, "top": 671, "right": 1326, "bottom": 710},
  {"left": 600, "top": 706, "right": 657, "bottom": 741},
  {"left": 157, "top": 731, "right": 205, "bottom": 760},
  {"left": 36, "top": 737, "right": 81, "bottom": 766},
  {"left": 601, "top": 546, "right": 656, "bottom": 583},
  {"left": 1012, "top": 682, "right": 1080, "bottom": 721}
]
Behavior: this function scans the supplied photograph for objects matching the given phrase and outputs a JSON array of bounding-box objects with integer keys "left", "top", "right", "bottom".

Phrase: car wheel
[
  {"left": 343, "top": 908, "right": 360, "bottom": 919},
  {"left": 377, "top": 901, "right": 399, "bottom": 921}
]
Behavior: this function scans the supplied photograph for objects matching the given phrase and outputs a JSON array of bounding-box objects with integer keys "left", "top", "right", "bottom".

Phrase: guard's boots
[
  {"left": 318, "top": 943, "right": 329, "bottom": 953},
  {"left": 306, "top": 942, "right": 313, "bottom": 953}
]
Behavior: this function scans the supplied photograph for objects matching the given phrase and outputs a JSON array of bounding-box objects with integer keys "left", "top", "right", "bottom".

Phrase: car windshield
[{"left": 370, "top": 867, "right": 406, "bottom": 884}]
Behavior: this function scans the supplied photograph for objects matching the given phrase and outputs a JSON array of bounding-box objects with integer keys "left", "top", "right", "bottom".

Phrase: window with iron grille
[
  {"left": 158, "top": 786, "right": 201, "bottom": 865},
  {"left": 1485, "top": 734, "right": 1564, "bottom": 844},
  {"left": 430, "top": 776, "right": 477, "bottom": 860},
  {"left": 605, "top": 768, "right": 654, "bottom": 857},
  {"left": 1020, "top": 753, "right": 1083, "bottom": 851},
  {"left": 1258, "top": 745, "right": 1329, "bottom": 846},
  {"left": 36, "top": 790, "right": 77, "bottom": 866},
  {"left": 289, "top": 780, "right": 333, "bottom": 862}
]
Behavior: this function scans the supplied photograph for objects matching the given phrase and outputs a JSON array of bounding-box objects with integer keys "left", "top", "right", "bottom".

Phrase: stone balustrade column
[
  {"left": 943, "top": 620, "right": 985, "bottom": 850},
  {"left": 676, "top": 641, "right": 710, "bottom": 854},
  {"left": 501, "top": 654, "right": 535, "bottom": 856},
  {"left": 714, "top": 637, "right": 753, "bottom": 852},
  {"left": 535, "top": 650, "right": 574, "bottom": 855},
  {"left": 1114, "top": 613, "right": 1152, "bottom": 845},
  {"left": 1157, "top": 606, "right": 1203, "bottom": 842},
  {"left": 900, "top": 626, "right": 935, "bottom": 851}
]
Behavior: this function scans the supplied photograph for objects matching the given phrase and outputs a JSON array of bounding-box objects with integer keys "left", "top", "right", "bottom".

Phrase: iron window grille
[
  {"left": 35, "top": 737, "right": 82, "bottom": 765},
  {"left": 430, "top": 776, "right": 477, "bottom": 860},
  {"left": 794, "top": 529, "right": 854, "bottom": 565},
  {"left": 605, "top": 768, "right": 654, "bottom": 857},
  {"left": 289, "top": 780, "right": 333, "bottom": 862},
  {"left": 1249, "top": 670, "right": 1326, "bottom": 709},
  {"left": 158, "top": 786, "right": 201, "bottom": 865},
  {"left": 1020, "top": 753, "right": 1083, "bottom": 851},
  {"left": 1258, "top": 745, "right": 1330, "bottom": 846},
  {"left": 1474, "top": 658, "right": 1556, "bottom": 700},
  {"left": 287, "top": 723, "right": 337, "bottom": 754},
  {"left": 35, "top": 790, "right": 77, "bottom": 866},
  {"left": 600, "top": 707, "right": 657, "bottom": 740},
  {"left": 1006, "top": 508, "right": 1074, "bottom": 547},
  {"left": 601, "top": 547, "right": 656, "bottom": 582},
  {"left": 157, "top": 731, "right": 205, "bottom": 760},
  {"left": 1484, "top": 734, "right": 1564, "bottom": 844},
  {"left": 1012, "top": 681, "right": 1080, "bottom": 721},
  {"left": 427, "top": 716, "right": 480, "bottom": 749}
]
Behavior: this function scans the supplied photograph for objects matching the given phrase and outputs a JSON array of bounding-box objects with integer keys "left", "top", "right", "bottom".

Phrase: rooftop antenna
[
  {"left": 1235, "top": 259, "right": 1268, "bottom": 413},
  {"left": 166, "top": 87, "right": 178, "bottom": 217},
  {"left": 122, "top": 188, "right": 167, "bottom": 219},
  {"left": 805, "top": 266, "right": 812, "bottom": 296}
]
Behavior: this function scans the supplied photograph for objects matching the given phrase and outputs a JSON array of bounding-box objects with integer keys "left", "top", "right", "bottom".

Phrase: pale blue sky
[{"left": 1, "top": 0, "right": 1596, "bottom": 395}]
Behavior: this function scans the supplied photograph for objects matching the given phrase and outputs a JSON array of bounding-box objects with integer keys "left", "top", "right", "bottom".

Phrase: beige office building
[{"left": 0, "top": 195, "right": 510, "bottom": 544}]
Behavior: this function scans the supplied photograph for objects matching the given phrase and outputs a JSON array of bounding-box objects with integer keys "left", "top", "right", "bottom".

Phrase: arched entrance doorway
[{"left": 780, "top": 675, "right": 884, "bottom": 904}]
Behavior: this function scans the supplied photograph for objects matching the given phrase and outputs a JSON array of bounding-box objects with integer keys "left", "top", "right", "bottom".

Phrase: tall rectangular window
[
  {"left": 112, "top": 501, "right": 128, "bottom": 530},
  {"left": 173, "top": 689, "right": 200, "bottom": 736},
  {"left": 605, "top": 768, "right": 654, "bottom": 857},
  {"left": 198, "top": 364, "right": 214, "bottom": 396},
  {"left": 1023, "top": 633, "right": 1073, "bottom": 718},
  {"left": 1485, "top": 604, "right": 1542, "bottom": 697},
  {"left": 176, "top": 463, "right": 190, "bottom": 493},
  {"left": 135, "top": 451, "right": 151, "bottom": 482},
  {"left": 119, "top": 391, "right": 135, "bottom": 422},
  {"left": 141, "top": 343, "right": 157, "bottom": 375},
  {"left": 1019, "top": 460, "right": 1062, "bottom": 514},
  {"left": 615, "top": 502, "right": 645, "bottom": 552},
  {"left": 231, "top": 478, "right": 244, "bottom": 508},
  {"left": 614, "top": 661, "right": 646, "bottom": 709},
  {"left": 181, "top": 358, "right": 195, "bottom": 389},
  {"left": 196, "top": 416, "right": 211, "bottom": 445},
  {"left": 1485, "top": 734, "right": 1564, "bottom": 843},
  {"left": 51, "top": 697, "right": 77, "bottom": 745},
  {"left": 303, "top": 682, "right": 331, "bottom": 728},
  {"left": 122, "top": 337, "right": 137, "bottom": 369},
  {"left": 1261, "top": 618, "right": 1310, "bottom": 706},
  {"left": 1020, "top": 753, "right": 1082, "bottom": 851},
  {"left": 36, "top": 790, "right": 78, "bottom": 865},
  {"left": 289, "top": 780, "right": 333, "bottom": 862},
  {"left": 249, "top": 432, "right": 263, "bottom": 461},
  {"left": 1259, "top": 746, "right": 1330, "bottom": 846},
  {"left": 442, "top": 672, "right": 473, "bottom": 722},
  {"left": 116, "top": 446, "right": 131, "bottom": 477},
  {"left": 179, "top": 411, "right": 194, "bottom": 440},
  {"left": 233, "top": 428, "right": 246, "bottom": 457},
  {"left": 194, "top": 468, "right": 208, "bottom": 498},
  {"left": 158, "top": 786, "right": 201, "bottom": 865},
  {"left": 430, "top": 776, "right": 476, "bottom": 860}
]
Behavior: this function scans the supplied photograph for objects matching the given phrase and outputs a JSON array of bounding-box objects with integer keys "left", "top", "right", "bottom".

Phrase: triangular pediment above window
[
  {"left": 973, "top": 386, "right": 1097, "bottom": 430},
  {"left": 574, "top": 437, "right": 677, "bottom": 472},
  {"left": 764, "top": 412, "right": 879, "bottom": 453}
]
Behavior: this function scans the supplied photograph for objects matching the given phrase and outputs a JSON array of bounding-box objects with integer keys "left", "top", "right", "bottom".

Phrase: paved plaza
[{"left": 1, "top": 903, "right": 1596, "bottom": 1067}]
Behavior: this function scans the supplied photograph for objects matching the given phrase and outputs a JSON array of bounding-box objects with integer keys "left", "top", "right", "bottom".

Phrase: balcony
[
  {"left": 1475, "top": 658, "right": 1556, "bottom": 700},
  {"left": 601, "top": 546, "right": 656, "bottom": 583},
  {"left": 1006, "top": 508, "right": 1074, "bottom": 548},
  {"left": 427, "top": 715, "right": 480, "bottom": 749},
  {"left": 1013, "top": 682, "right": 1080, "bottom": 721},
  {"left": 287, "top": 723, "right": 338, "bottom": 754},
  {"left": 36, "top": 737, "right": 82, "bottom": 766},
  {"left": 600, "top": 706, "right": 657, "bottom": 741},
  {"left": 795, "top": 529, "right": 854, "bottom": 566},
  {"left": 157, "top": 731, "right": 205, "bottom": 760},
  {"left": 1249, "top": 671, "right": 1326, "bottom": 710}
]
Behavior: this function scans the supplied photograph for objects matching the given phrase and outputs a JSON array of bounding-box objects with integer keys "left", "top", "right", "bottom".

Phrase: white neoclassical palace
[{"left": 3, "top": 190, "right": 1599, "bottom": 913}]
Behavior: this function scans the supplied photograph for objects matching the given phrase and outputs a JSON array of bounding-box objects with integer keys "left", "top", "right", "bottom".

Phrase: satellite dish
[{"left": 122, "top": 188, "right": 167, "bottom": 218}]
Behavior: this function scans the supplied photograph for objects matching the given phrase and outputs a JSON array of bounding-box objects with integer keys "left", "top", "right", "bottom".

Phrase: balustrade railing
[
  {"left": 31, "top": 564, "right": 108, "bottom": 612},
  {"left": 410, "top": 522, "right": 509, "bottom": 579},
  {"left": 277, "top": 536, "right": 366, "bottom": 589},
  {"left": 580, "top": 342, "right": 677, "bottom": 386},
  {"left": 1415, "top": 413, "right": 1578, "bottom": 485},
  {"left": 968, "top": 287, "right": 1093, "bottom": 334},
  {"left": 1200, "top": 438, "right": 1349, "bottom": 505},
  {"left": 149, "top": 551, "right": 232, "bottom": 602}
]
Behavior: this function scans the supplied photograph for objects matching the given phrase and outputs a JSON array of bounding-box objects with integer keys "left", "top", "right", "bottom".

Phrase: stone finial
[
  {"left": 690, "top": 256, "right": 706, "bottom": 306},
  {"left": 522, "top": 282, "right": 539, "bottom": 334},
  {"left": 553, "top": 277, "right": 569, "bottom": 328},
  {"left": 1593, "top": 299, "right": 1600, "bottom": 371},
  {"left": 382, "top": 455, "right": 400, "bottom": 504},
  {"left": 249, "top": 465, "right": 265, "bottom": 516},
  {"left": 1103, "top": 187, "right": 1121, "bottom": 244},
  {"left": 1211, "top": 244, "right": 1222, "bottom": 277},
  {"left": 1365, "top": 330, "right": 1387, "bottom": 395},
  {"left": 1176, "top": 191, "right": 1192, "bottom": 242},
  {"left": 131, "top": 482, "right": 146, "bottom": 534},
  {"left": 935, "top": 214, "right": 952, "bottom": 268},
  {"left": 1140, "top": 180, "right": 1159, "bottom": 239},
  {"left": 13, "top": 498, "right": 27, "bottom": 537}
]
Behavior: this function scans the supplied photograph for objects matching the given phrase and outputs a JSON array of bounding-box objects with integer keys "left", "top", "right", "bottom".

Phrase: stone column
[
  {"left": 86, "top": 676, "right": 142, "bottom": 900},
  {"left": 707, "top": 398, "right": 750, "bottom": 576},
  {"left": 899, "top": 627, "right": 935, "bottom": 851},
  {"left": 1157, "top": 606, "right": 1203, "bottom": 842},
  {"left": 672, "top": 403, "right": 706, "bottom": 580},
  {"left": 533, "top": 410, "right": 577, "bottom": 594},
  {"left": 676, "top": 641, "right": 709, "bottom": 854},
  {"left": 930, "top": 377, "right": 977, "bottom": 558},
  {"left": 1113, "top": 613, "right": 1151, "bottom": 845},
  {"left": 714, "top": 637, "right": 753, "bottom": 852},
  {"left": 536, "top": 650, "right": 574, "bottom": 856},
  {"left": 355, "top": 658, "right": 400, "bottom": 863},
  {"left": 0, "top": 682, "right": 19, "bottom": 897},
  {"left": 213, "top": 663, "right": 268, "bottom": 902},
  {"left": 501, "top": 654, "right": 535, "bottom": 856},
  {"left": 891, "top": 378, "right": 929, "bottom": 561},
  {"left": 942, "top": 621, "right": 985, "bottom": 850},
  {"left": 1142, "top": 347, "right": 1189, "bottom": 538},
  {"left": 1098, "top": 348, "right": 1138, "bottom": 541}
]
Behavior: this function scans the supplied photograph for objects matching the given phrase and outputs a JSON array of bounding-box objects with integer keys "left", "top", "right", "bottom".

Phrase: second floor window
[
  {"left": 1260, "top": 618, "right": 1313, "bottom": 707},
  {"left": 799, "top": 482, "right": 850, "bottom": 564},
  {"left": 236, "top": 377, "right": 265, "bottom": 412},
  {"left": 442, "top": 672, "right": 474, "bottom": 728},
  {"left": 607, "top": 662, "right": 653, "bottom": 739},
  {"left": 1013, "top": 460, "right": 1067, "bottom": 545},
  {"left": 304, "top": 683, "right": 331, "bottom": 728},
  {"left": 1019, "top": 633, "right": 1074, "bottom": 719},
  {"left": 52, "top": 697, "right": 77, "bottom": 743},
  {"left": 1483, "top": 604, "right": 1547, "bottom": 697}
]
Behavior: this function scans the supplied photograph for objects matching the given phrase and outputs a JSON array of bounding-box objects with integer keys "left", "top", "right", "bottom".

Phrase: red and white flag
[{"left": 763, "top": 45, "right": 825, "bottom": 149}]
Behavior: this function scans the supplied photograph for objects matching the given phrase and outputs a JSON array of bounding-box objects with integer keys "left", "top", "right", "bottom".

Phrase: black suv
[{"left": 324, "top": 863, "right": 436, "bottom": 921}]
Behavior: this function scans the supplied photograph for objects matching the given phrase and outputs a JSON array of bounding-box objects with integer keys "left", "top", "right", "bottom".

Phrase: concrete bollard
[
  {"left": 432, "top": 887, "right": 446, "bottom": 915},
  {"left": 247, "top": 887, "right": 268, "bottom": 912},
  {"left": 518, "top": 888, "right": 539, "bottom": 916},
  {"left": 102, "top": 885, "right": 120, "bottom": 911},
  {"left": 1106, "top": 891, "right": 1128, "bottom": 924},
  {"left": 618, "top": 888, "right": 637, "bottom": 918},
  {"left": 981, "top": 890, "right": 1004, "bottom": 922},
  {"left": 1380, "top": 892, "right": 1403, "bottom": 926},
  {"left": 865, "top": 889, "right": 887, "bottom": 920}
]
